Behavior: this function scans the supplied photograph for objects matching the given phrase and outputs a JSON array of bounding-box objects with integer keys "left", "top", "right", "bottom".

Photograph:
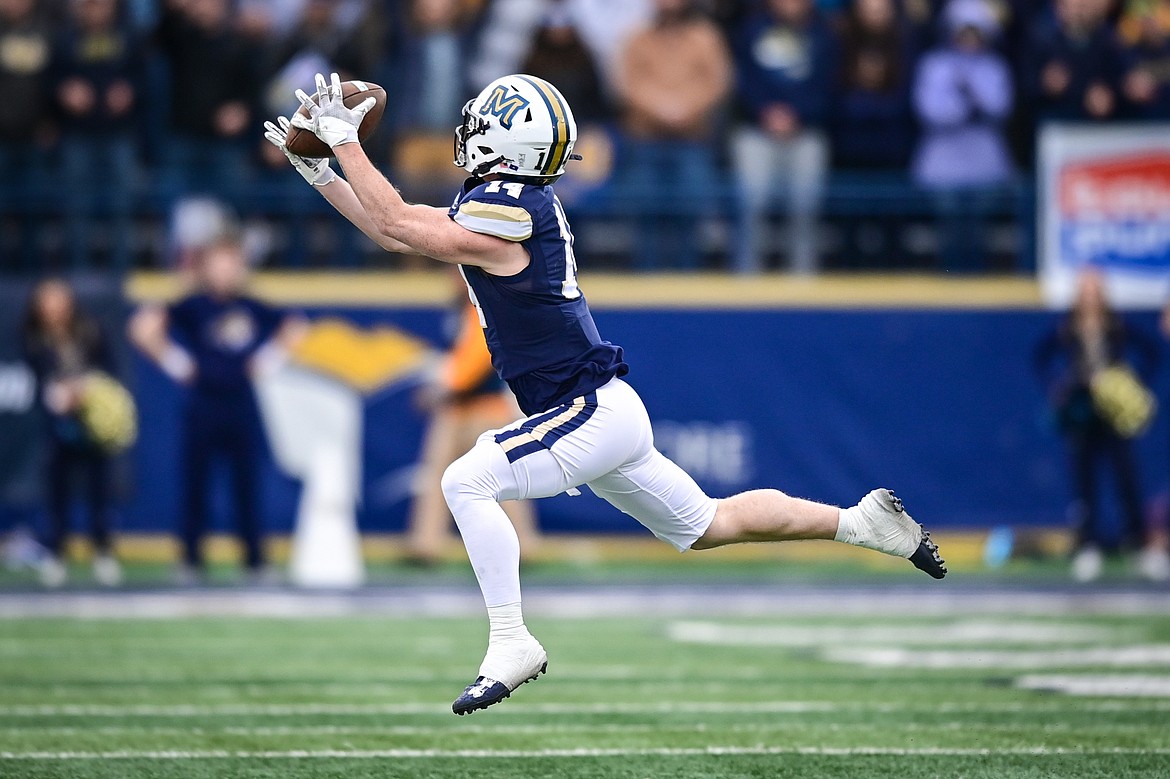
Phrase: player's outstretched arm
[
  {"left": 263, "top": 116, "right": 412, "bottom": 254},
  {"left": 291, "top": 73, "right": 528, "bottom": 275},
  {"left": 333, "top": 143, "right": 527, "bottom": 273}
]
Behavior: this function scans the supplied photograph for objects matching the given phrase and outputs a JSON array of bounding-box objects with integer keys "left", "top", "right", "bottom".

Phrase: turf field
[{"left": 1, "top": 579, "right": 1169, "bottom": 779}]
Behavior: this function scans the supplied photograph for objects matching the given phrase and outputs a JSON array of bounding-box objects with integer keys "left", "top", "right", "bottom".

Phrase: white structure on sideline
[{"left": 255, "top": 364, "right": 364, "bottom": 589}]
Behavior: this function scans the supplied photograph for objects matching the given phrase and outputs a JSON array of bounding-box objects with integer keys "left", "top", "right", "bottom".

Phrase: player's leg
[
  {"left": 696, "top": 488, "right": 945, "bottom": 576},
  {"left": 442, "top": 384, "right": 646, "bottom": 714},
  {"left": 591, "top": 450, "right": 945, "bottom": 577},
  {"left": 440, "top": 436, "right": 560, "bottom": 714},
  {"left": 461, "top": 399, "right": 542, "bottom": 556},
  {"left": 581, "top": 383, "right": 945, "bottom": 575},
  {"left": 693, "top": 489, "right": 838, "bottom": 545}
]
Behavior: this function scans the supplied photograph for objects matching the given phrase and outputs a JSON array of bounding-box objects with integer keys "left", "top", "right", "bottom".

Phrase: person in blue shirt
[
  {"left": 832, "top": 0, "right": 919, "bottom": 171},
  {"left": 1027, "top": 0, "right": 1127, "bottom": 122},
  {"left": 51, "top": 0, "right": 143, "bottom": 269},
  {"left": 266, "top": 71, "right": 946, "bottom": 716},
  {"left": 1118, "top": 0, "right": 1170, "bottom": 119},
  {"left": 731, "top": 0, "right": 837, "bottom": 273},
  {"left": 129, "top": 232, "right": 290, "bottom": 584}
]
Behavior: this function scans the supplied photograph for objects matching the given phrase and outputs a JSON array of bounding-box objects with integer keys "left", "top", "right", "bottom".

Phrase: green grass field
[{"left": 1, "top": 576, "right": 1169, "bottom": 778}]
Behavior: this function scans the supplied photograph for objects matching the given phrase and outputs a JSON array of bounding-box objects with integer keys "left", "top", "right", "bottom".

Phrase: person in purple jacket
[{"left": 911, "top": 0, "right": 1013, "bottom": 270}]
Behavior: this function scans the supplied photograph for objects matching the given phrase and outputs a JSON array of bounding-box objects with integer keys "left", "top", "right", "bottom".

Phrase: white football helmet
[{"left": 454, "top": 74, "right": 579, "bottom": 182}]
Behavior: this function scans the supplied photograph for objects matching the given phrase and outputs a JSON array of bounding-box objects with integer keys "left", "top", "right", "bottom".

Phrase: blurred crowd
[{"left": 2, "top": 0, "right": 1170, "bottom": 271}]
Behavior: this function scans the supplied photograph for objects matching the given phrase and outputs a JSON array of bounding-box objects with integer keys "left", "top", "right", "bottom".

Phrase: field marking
[
  {"left": 0, "top": 665, "right": 776, "bottom": 687},
  {"left": 3, "top": 746, "right": 1170, "bottom": 760},
  {"left": 668, "top": 620, "right": 1124, "bottom": 647},
  {"left": 5, "top": 700, "right": 1170, "bottom": 718},
  {"left": 1, "top": 720, "right": 1158, "bottom": 737},
  {"left": 1016, "top": 674, "right": 1170, "bottom": 697},
  {"left": 4, "top": 588, "right": 1170, "bottom": 619},
  {"left": 823, "top": 645, "right": 1170, "bottom": 669}
]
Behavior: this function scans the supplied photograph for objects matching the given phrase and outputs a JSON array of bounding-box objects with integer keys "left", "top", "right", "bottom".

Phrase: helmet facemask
[{"left": 453, "top": 100, "right": 504, "bottom": 176}]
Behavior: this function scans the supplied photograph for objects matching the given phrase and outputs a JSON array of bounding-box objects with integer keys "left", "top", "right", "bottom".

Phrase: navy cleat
[
  {"left": 910, "top": 526, "right": 947, "bottom": 579},
  {"left": 452, "top": 662, "right": 547, "bottom": 716}
]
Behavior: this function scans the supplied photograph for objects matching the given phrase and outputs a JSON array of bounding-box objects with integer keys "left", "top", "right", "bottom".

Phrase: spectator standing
[
  {"left": 1036, "top": 271, "right": 1166, "bottom": 582},
  {"left": 911, "top": 0, "right": 1013, "bottom": 271},
  {"left": 156, "top": 0, "right": 258, "bottom": 200},
  {"left": 129, "top": 233, "right": 296, "bottom": 584},
  {"left": 616, "top": 0, "right": 731, "bottom": 270},
  {"left": 21, "top": 279, "right": 122, "bottom": 588},
  {"left": 267, "top": 0, "right": 384, "bottom": 100},
  {"left": 0, "top": 0, "right": 54, "bottom": 270},
  {"left": 1027, "top": 0, "right": 1127, "bottom": 122},
  {"left": 832, "top": 0, "right": 917, "bottom": 170},
  {"left": 261, "top": 0, "right": 385, "bottom": 168},
  {"left": 831, "top": 0, "right": 918, "bottom": 268},
  {"left": 521, "top": 5, "right": 609, "bottom": 125},
  {"left": 565, "top": 0, "right": 652, "bottom": 96},
  {"left": 1118, "top": 0, "right": 1170, "bottom": 118},
  {"left": 53, "top": 0, "right": 143, "bottom": 270},
  {"left": 731, "top": 0, "right": 837, "bottom": 274},
  {"left": 400, "top": 0, "right": 470, "bottom": 131}
]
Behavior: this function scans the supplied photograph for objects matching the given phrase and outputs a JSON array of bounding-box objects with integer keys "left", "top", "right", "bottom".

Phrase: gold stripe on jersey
[
  {"left": 455, "top": 201, "right": 534, "bottom": 241},
  {"left": 519, "top": 75, "right": 569, "bottom": 176}
]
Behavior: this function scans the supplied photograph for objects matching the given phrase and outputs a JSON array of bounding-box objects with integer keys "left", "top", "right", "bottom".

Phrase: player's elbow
[{"left": 375, "top": 215, "right": 403, "bottom": 244}]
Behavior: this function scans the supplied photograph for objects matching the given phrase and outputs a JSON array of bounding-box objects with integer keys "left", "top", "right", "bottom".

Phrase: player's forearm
[
  {"left": 333, "top": 144, "right": 421, "bottom": 237},
  {"left": 332, "top": 144, "right": 477, "bottom": 265},
  {"left": 316, "top": 175, "right": 412, "bottom": 253},
  {"left": 331, "top": 144, "right": 527, "bottom": 272}
]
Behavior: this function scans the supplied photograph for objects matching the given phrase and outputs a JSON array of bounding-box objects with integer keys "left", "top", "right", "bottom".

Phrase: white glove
[
  {"left": 291, "top": 72, "right": 375, "bottom": 149},
  {"left": 263, "top": 116, "right": 335, "bottom": 187}
]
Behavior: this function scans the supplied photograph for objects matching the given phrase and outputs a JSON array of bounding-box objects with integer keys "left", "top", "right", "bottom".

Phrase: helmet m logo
[{"left": 478, "top": 85, "right": 529, "bottom": 130}]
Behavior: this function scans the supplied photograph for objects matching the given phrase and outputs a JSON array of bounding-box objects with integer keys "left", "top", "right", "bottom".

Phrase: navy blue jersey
[
  {"left": 168, "top": 294, "right": 283, "bottom": 398},
  {"left": 448, "top": 177, "right": 627, "bottom": 415}
]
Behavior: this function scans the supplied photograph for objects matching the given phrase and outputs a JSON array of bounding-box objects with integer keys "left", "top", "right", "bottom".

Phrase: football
[{"left": 284, "top": 79, "right": 387, "bottom": 159}]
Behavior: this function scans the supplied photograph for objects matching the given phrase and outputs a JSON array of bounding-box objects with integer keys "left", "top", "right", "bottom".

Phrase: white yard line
[
  {"left": 668, "top": 620, "right": 1124, "bottom": 647},
  {"left": 1016, "top": 674, "right": 1170, "bottom": 697},
  {"left": 2, "top": 746, "right": 1170, "bottom": 760},
  {"left": 1, "top": 720, "right": 1157, "bottom": 737},
  {"left": 4, "top": 700, "right": 1170, "bottom": 717},
  {"left": 3, "top": 587, "right": 1170, "bottom": 619},
  {"left": 823, "top": 645, "right": 1170, "bottom": 669}
]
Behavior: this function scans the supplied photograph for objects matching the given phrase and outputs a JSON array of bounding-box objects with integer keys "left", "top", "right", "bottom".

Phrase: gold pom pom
[
  {"left": 77, "top": 372, "right": 138, "bottom": 453},
  {"left": 1091, "top": 366, "right": 1157, "bottom": 439}
]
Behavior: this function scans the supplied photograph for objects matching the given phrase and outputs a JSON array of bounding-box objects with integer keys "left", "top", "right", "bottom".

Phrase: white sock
[
  {"left": 834, "top": 506, "right": 862, "bottom": 546},
  {"left": 834, "top": 500, "right": 919, "bottom": 558},
  {"left": 487, "top": 602, "right": 530, "bottom": 645}
]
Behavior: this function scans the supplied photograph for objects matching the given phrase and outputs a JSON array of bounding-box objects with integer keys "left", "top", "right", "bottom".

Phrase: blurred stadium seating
[{"left": 3, "top": 0, "right": 1155, "bottom": 272}]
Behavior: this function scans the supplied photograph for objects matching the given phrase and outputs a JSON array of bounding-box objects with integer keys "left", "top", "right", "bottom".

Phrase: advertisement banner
[
  {"left": 128, "top": 305, "right": 1130, "bottom": 535},
  {"left": 1039, "top": 123, "right": 1170, "bottom": 309}
]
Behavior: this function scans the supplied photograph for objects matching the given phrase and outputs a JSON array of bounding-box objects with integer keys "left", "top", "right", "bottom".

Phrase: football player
[{"left": 265, "top": 72, "right": 946, "bottom": 715}]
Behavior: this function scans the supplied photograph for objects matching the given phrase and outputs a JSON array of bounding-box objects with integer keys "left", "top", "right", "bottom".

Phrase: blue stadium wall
[{"left": 117, "top": 275, "right": 1170, "bottom": 542}]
